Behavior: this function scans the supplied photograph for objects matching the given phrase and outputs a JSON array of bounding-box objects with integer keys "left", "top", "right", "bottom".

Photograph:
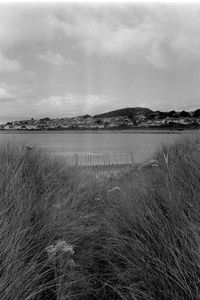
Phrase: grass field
[{"left": 0, "top": 135, "right": 200, "bottom": 299}]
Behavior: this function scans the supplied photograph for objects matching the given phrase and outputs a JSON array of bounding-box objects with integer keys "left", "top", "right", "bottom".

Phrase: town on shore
[{"left": 1, "top": 107, "right": 200, "bottom": 131}]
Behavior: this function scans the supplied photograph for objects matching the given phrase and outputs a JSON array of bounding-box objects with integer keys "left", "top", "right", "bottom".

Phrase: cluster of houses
[
  {"left": 1, "top": 111, "right": 200, "bottom": 130},
  {"left": 137, "top": 116, "right": 200, "bottom": 128}
]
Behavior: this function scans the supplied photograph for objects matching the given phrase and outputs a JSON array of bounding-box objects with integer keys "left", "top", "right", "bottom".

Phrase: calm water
[{"left": 0, "top": 130, "right": 198, "bottom": 163}]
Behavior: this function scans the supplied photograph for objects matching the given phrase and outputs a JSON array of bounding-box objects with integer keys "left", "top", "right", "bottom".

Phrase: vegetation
[
  {"left": 94, "top": 107, "right": 153, "bottom": 118},
  {"left": 1, "top": 135, "right": 200, "bottom": 299}
]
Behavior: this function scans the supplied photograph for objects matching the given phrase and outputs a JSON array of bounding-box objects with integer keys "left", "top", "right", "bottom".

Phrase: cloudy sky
[{"left": 1, "top": 2, "right": 200, "bottom": 123}]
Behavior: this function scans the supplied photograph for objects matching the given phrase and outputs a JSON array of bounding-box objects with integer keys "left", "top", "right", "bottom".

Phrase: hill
[{"left": 94, "top": 107, "right": 153, "bottom": 118}]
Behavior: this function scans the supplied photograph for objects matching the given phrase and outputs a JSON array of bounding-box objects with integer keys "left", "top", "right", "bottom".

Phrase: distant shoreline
[{"left": 0, "top": 128, "right": 199, "bottom": 134}]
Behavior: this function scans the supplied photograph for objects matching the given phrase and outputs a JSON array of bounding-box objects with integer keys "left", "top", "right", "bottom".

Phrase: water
[{"left": 0, "top": 130, "right": 197, "bottom": 163}]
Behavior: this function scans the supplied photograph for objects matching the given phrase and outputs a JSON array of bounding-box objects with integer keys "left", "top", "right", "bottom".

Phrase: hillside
[
  {"left": 94, "top": 107, "right": 153, "bottom": 118},
  {"left": 2, "top": 107, "right": 200, "bottom": 130}
]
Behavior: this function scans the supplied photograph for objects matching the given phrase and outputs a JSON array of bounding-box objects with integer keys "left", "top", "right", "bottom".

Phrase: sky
[{"left": 1, "top": 2, "right": 200, "bottom": 123}]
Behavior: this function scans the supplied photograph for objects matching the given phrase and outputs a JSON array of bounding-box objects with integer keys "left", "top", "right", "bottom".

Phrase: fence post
[
  {"left": 74, "top": 152, "right": 78, "bottom": 166},
  {"left": 130, "top": 151, "right": 134, "bottom": 166}
]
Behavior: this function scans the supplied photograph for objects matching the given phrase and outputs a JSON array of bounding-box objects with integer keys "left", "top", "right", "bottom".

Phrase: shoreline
[{"left": 0, "top": 128, "right": 199, "bottom": 134}]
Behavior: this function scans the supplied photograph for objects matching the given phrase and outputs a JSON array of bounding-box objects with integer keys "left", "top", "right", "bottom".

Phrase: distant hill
[{"left": 94, "top": 107, "right": 153, "bottom": 118}]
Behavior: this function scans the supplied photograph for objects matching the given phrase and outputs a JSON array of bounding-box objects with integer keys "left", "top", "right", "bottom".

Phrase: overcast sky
[{"left": 1, "top": 3, "right": 200, "bottom": 122}]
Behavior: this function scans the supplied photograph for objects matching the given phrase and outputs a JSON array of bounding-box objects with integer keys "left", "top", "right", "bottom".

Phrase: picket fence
[{"left": 50, "top": 151, "right": 134, "bottom": 168}]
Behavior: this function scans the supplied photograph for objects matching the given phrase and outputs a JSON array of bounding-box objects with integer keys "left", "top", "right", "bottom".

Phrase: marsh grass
[{"left": 0, "top": 135, "right": 200, "bottom": 299}]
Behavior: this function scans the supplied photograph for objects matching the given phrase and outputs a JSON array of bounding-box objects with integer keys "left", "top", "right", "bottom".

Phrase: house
[
  {"left": 165, "top": 118, "right": 180, "bottom": 124},
  {"left": 13, "top": 125, "right": 23, "bottom": 130},
  {"left": 25, "top": 125, "right": 38, "bottom": 130},
  {"left": 4, "top": 124, "right": 13, "bottom": 129},
  {"left": 179, "top": 118, "right": 193, "bottom": 125}
]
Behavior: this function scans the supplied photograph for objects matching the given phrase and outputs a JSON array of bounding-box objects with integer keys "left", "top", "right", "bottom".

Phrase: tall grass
[{"left": 0, "top": 135, "right": 200, "bottom": 299}]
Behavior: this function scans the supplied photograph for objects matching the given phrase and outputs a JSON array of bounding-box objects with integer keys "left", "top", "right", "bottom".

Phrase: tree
[
  {"left": 172, "top": 112, "right": 180, "bottom": 118},
  {"left": 40, "top": 117, "right": 50, "bottom": 123},
  {"left": 180, "top": 110, "right": 190, "bottom": 117},
  {"left": 82, "top": 114, "right": 92, "bottom": 119},
  {"left": 94, "top": 119, "right": 103, "bottom": 125},
  {"left": 193, "top": 109, "right": 200, "bottom": 117},
  {"left": 168, "top": 110, "right": 176, "bottom": 117}
]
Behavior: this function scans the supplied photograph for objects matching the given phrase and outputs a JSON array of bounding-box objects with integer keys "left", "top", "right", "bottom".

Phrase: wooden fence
[{"left": 50, "top": 151, "right": 134, "bottom": 168}]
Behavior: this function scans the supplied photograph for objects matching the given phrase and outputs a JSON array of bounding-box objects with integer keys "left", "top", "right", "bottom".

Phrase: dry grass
[{"left": 0, "top": 135, "right": 200, "bottom": 299}]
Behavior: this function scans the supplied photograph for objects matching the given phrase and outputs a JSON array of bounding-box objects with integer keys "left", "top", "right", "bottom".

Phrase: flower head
[
  {"left": 55, "top": 240, "right": 75, "bottom": 254},
  {"left": 68, "top": 258, "right": 76, "bottom": 268},
  {"left": 45, "top": 240, "right": 74, "bottom": 257}
]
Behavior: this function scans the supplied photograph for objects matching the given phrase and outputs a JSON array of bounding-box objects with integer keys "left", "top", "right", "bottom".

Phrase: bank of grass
[{"left": 0, "top": 135, "right": 200, "bottom": 299}]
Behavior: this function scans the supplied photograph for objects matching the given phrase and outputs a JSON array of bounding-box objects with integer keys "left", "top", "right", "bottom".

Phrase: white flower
[
  {"left": 68, "top": 259, "right": 76, "bottom": 268},
  {"left": 45, "top": 240, "right": 74, "bottom": 257},
  {"left": 45, "top": 245, "right": 55, "bottom": 254},
  {"left": 55, "top": 240, "right": 75, "bottom": 254}
]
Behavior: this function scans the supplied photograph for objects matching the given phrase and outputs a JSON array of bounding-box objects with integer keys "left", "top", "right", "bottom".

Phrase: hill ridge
[{"left": 94, "top": 107, "right": 153, "bottom": 118}]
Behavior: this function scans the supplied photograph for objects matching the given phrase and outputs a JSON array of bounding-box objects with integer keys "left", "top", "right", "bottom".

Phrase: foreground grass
[{"left": 0, "top": 136, "right": 200, "bottom": 299}]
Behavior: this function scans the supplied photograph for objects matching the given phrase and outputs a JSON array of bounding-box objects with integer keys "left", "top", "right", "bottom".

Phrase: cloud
[
  {"left": 0, "top": 52, "right": 22, "bottom": 72},
  {"left": 37, "top": 51, "right": 77, "bottom": 67},
  {"left": 1, "top": 4, "right": 200, "bottom": 69},
  {"left": 35, "top": 93, "right": 117, "bottom": 116},
  {"left": 0, "top": 93, "right": 118, "bottom": 123},
  {"left": 0, "top": 82, "right": 35, "bottom": 105},
  {"left": 0, "top": 5, "right": 56, "bottom": 48},
  {"left": 50, "top": 4, "right": 200, "bottom": 69},
  {"left": 0, "top": 87, "right": 13, "bottom": 99},
  {"left": 46, "top": 6, "right": 164, "bottom": 67}
]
